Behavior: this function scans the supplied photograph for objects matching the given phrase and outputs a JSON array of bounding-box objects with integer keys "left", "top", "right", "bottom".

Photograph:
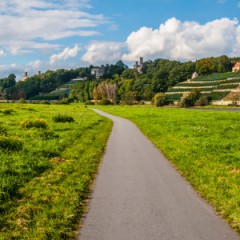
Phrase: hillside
[
  {"left": 166, "top": 72, "right": 240, "bottom": 102},
  {"left": 30, "top": 79, "right": 84, "bottom": 100}
]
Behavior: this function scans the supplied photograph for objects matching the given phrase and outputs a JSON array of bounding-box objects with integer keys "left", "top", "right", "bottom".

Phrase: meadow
[
  {"left": 96, "top": 105, "right": 240, "bottom": 234},
  {"left": 0, "top": 103, "right": 112, "bottom": 239}
]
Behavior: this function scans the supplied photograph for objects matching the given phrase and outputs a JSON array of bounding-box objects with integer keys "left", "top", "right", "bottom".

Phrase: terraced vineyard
[
  {"left": 31, "top": 80, "right": 82, "bottom": 101},
  {"left": 166, "top": 72, "right": 240, "bottom": 102}
]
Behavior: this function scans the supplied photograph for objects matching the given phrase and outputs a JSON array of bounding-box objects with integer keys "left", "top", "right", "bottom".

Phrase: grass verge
[
  {"left": 96, "top": 105, "right": 240, "bottom": 234},
  {"left": 0, "top": 103, "right": 112, "bottom": 239}
]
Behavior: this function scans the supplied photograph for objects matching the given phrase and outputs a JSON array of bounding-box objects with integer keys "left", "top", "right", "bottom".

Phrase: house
[
  {"left": 91, "top": 67, "right": 105, "bottom": 78},
  {"left": 232, "top": 62, "right": 240, "bottom": 72},
  {"left": 191, "top": 72, "right": 198, "bottom": 79}
]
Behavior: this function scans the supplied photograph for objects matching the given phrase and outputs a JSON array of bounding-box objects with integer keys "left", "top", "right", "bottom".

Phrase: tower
[{"left": 23, "top": 72, "right": 28, "bottom": 81}]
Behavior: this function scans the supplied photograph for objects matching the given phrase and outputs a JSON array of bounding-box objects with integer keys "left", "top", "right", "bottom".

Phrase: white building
[
  {"left": 91, "top": 67, "right": 105, "bottom": 78},
  {"left": 191, "top": 72, "right": 199, "bottom": 79}
]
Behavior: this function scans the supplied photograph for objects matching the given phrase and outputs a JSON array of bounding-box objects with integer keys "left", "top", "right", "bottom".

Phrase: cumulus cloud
[
  {"left": 122, "top": 18, "right": 240, "bottom": 62},
  {"left": 0, "top": 0, "right": 108, "bottom": 55},
  {"left": 0, "top": 49, "right": 6, "bottom": 57},
  {"left": 27, "top": 60, "right": 43, "bottom": 69},
  {"left": 81, "top": 41, "right": 125, "bottom": 64},
  {"left": 0, "top": 63, "right": 23, "bottom": 79},
  {"left": 50, "top": 45, "right": 80, "bottom": 65}
]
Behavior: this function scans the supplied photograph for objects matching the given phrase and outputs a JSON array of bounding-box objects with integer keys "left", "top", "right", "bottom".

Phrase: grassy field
[
  {"left": 95, "top": 105, "right": 240, "bottom": 234},
  {"left": 0, "top": 103, "right": 112, "bottom": 239}
]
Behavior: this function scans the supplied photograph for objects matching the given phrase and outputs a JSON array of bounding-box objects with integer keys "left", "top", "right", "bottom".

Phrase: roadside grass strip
[
  {"left": 96, "top": 106, "right": 240, "bottom": 234},
  {"left": 0, "top": 103, "right": 112, "bottom": 239}
]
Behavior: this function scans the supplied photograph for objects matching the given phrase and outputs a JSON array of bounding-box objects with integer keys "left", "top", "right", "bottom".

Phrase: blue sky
[{"left": 0, "top": 0, "right": 240, "bottom": 79}]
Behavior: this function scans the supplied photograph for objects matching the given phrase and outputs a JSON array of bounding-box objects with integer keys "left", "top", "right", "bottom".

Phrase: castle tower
[{"left": 23, "top": 72, "right": 28, "bottom": 81}]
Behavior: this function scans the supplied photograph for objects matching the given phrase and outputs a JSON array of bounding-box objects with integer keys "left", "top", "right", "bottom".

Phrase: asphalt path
[{"left": 78, "top": 109, "right": 239, "bottom": 240}]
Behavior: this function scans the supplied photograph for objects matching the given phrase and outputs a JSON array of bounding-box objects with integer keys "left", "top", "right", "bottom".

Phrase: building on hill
[
  {"left": 232, "top": 62, "right": 240, "bottom": 72},
  {"left": 72, "top": 77, "right": 87, "bottom": 81},
  {"left": 191, "top": 72, "right": 198, "bottom": 79},
  {"left": 23, "top": 72, "right": 28, "bottom": 81},
  {"left": 91, "top": 67, "right": 105, "bottom": 78},
  {"left": 134, "top": 57, "right": 144, "bottom": 74}
]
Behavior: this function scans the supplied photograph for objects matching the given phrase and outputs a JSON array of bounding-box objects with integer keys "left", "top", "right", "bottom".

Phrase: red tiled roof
[{"left": 233, "top": 62, "right": 240, "bottom": 68}]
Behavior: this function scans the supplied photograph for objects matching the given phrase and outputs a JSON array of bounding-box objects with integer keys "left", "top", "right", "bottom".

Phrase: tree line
[{"left": 0, "top": 55, "right": 238, "bottom": 102}]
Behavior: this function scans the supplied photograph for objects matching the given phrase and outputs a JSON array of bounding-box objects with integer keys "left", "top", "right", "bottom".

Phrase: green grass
[
  {"left": 95, "top": 105, "right": 240, "bottom": 234},
  {"left": 0, "top": 103, "right": 112, "bottom": 239}
]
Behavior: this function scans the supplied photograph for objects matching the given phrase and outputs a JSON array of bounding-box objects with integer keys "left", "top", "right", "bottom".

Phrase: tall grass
[
  {"left": 0, "top": 103, "right": 112, "bottom": 239},
  {"left": 96, "top": 106, "right": 240, "bottom": 234}
]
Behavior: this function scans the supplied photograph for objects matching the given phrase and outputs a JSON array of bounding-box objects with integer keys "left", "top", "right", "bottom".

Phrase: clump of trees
[
  {"left": 153, "top": 93, "right": 167, "bottom": 107},
  {"left": 180, "top": 90, "right": 211, "bottom": 108}
]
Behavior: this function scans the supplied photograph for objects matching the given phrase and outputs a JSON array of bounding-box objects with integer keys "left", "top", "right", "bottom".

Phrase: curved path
[{"left": 78, "top": 109, "right": 239, "bottom": 240}]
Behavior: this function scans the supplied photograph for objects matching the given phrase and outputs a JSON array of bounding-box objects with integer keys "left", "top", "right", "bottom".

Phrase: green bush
[
  {"left": 19, "top": 98, "right": 27, "bottom": 103},
  {"left": 195, "top": 95, "right": 210, "bottom": 106},
  {"left": 0, "top": 126, "right": 7, "bottom": 135},
  {"left": 38, "top": 130, "right": 59, "bottom": 140},
  {"left": 98, "top": 98, "right": 112, "bottom": 105},
  {"left": 84, "top": 100, "right": 95, "bottom": 105},
  {"left": 0, "top": 136, "right": 23, "bottom": 151},
  {"left": 54, "top": 98, "right": 71, "bottom": 105},
  {"left": 21, "top": 119, "right": 48, "bottom": 129},
  {"left": 2, "top": 109, "right": 14, "bottom": 115},
  {"left": 153, "top": 93, "right": 167, "bottom": 107},
  {"left": 180, "top": 89, "right": 201, "bottom": 108},
  {"left": 52, "top": 114, "right": 74, "bottom": 123},
  {"left": 40, "top": 100, "right": 51, "bottom": 105}
]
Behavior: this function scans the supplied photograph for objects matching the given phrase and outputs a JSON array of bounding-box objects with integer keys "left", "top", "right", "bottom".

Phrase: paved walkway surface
[{"left": 78, "top": 109, "right": 240, "bottom": 240}]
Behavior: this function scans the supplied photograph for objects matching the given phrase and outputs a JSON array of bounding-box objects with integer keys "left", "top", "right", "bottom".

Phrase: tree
[
  {"left": 180, "top": 89, "right": 201, "bottom": 108},
  {"left": 153, "top": 92, "right": 167, "bottom": 107}
]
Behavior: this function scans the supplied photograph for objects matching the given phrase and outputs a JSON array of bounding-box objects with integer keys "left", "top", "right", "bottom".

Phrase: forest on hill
[{"left": 0, "top": 55, "right": 239, "bottom": 102}]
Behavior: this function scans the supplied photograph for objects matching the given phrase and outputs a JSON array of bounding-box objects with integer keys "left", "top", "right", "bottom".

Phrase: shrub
[
  {"left": 0, "top": 126, "right": 7, "bottom": 135},
  {"left": 84, "top": 100, "right": 95, "bottom": 105},
  {"left": 54, "top": 98, "right": 71, "bottom": 105},
  {"left": 19, "top": 98, "right": 27, "bottom": 103},
  {"left": 40, "top": 100, "right": 51, "bottom": 105},
  {"left": 98, "top": 98, "right": 112, "bottom": 105},
  {"left": 195, "top": 96, "right": 210, "bottom": 106},
  {"left": 21, "top": 119, "right": 48, "bottom": 129},
  {"left": 0, "top": 136, "right": 23, "bottom": 151},
  {"left": 2, "top": 109, "right": 14, "bottom": 115},
  {"left": 52, "top": 114, "right": 74, "bottom": 123},
  {"left": 38, "top": 130, "right": 59, "bottom": 140},
  {"left": 180, "top": 89, "right": 201, "bottom": 108},
  {"left": 153, "top": 93, "right": 167, "bottom": 107}
]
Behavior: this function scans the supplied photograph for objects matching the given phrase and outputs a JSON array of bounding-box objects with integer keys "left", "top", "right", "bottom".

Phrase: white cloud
[
  {"left": 0, "top": 0, "right": 108, "bottom": 55},
  {"left": 81, "top": 41, "right": 125, "bottom": 64},
  {"left": 27, "top": 60, "right": 43, "bottom": 69},
  {"left": 50, "top": 45, "right": 80, "bottom": 65},
  {"left": 0, "top": 49, "right": 6, "bottom": 57},
  {"left": 122, "top": 18, "right": 240, "bottom": 62},
  {"left": 80, "top": 18, "right": 240, "bottom": 65},
  {"left": 0, "top": 63, "right": 23, "bottom": 79}
]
